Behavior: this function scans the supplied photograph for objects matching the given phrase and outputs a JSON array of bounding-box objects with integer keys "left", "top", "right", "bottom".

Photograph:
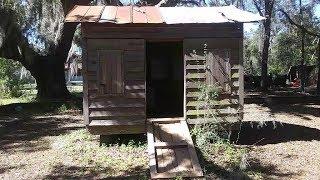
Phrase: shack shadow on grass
[
  {"left": 230, "top": 121, "right": 320, "bottom": 145},
  {"left": 99, "top": 134, "right": 147, "bottom": 146},
  {"left": 265, "top": 103, "right": 320, "bottom": 119}
]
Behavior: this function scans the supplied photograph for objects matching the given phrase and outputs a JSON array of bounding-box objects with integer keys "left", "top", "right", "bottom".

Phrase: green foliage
[
  {"left": 0, "top": 58, "right": 27, "bottom": 97},
  {"left": 197, "top": 83, "right": 220, "bottom": 103},
  {"left": 244, "top": 33, "right": 261, "bottom": 75}
]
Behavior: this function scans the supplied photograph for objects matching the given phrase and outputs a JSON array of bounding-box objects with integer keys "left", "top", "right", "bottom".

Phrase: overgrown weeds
[{"left": 191, "top": 83, "right": 249, "bottom": 177}]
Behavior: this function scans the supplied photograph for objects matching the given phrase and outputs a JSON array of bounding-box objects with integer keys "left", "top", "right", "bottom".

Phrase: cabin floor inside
[{"left": 146, "top": 41, "right": 203, "bottom": 179}]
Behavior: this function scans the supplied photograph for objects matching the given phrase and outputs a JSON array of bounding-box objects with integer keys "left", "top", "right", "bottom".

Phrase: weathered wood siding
[
  {"left": 84, "top": 38, "right": 146, "bottom": 134},
  {"left": 82, "top": 23, "right": 244, "bottom": 134},
  {"left": 184, "top": 38, "right": 243, "bottom": 124},
  {"left": 82, "top": 23, "right": 243, "bottom": 39}
]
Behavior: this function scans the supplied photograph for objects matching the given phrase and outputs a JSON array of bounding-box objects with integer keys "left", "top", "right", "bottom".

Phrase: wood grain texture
[
  {"left": 82, "top": 23, "right": 243, "bottom": 39},
  {"left": 84, "top": 39, "right": 146, "bottom": 134},
  {"left": 184, "top": 38, "right": 242, "bottom": 123},
  {"left": 82, "top": 37, "right": 90, "bottom": 125},
  {"left": 147, "top": 118, "right": 203, "bottom": 179}
]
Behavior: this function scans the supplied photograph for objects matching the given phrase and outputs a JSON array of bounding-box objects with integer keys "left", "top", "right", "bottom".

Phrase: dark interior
[{"left": 146, "top": 41, "right": 184, "bottom": 118}]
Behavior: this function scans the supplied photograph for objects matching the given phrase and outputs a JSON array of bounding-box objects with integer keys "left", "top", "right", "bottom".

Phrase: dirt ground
[
  {"left": 0, "top": 101, "right": 319, "bottom": 179},
  {"left": 241, "top": 103, "right": 320, "bottom": 180}
]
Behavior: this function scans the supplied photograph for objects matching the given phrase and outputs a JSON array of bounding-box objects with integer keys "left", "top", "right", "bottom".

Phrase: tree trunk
[
  {"left": 1, "top": 1, "right": 91, "bottom": 99},
  {"left": 260, "top": 1, "right": 273, "bottom": 92},
  {"left": 31, "top": 22, "right": 78, "bottom": 99},
  {"left": 30, "top": 56, "right": 70, "bottom": 99},
  {"left": 317, "top": 39, "right": 320, "bottom": 95},
  {"left": 300, "top": 31, "right": 306, "bottom": 92}
]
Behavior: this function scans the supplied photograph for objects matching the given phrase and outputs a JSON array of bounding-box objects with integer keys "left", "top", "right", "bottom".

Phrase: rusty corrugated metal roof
[
  {"left": 99, "top": 6, "right": 164, "bottom": 24},
  {"left": 65, "top": 5, "right": 265, "bottom": 24}
]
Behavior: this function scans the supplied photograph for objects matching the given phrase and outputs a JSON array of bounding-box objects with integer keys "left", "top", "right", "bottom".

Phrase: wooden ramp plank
[{"left": 147, "top": 118, "right": 203, "bottom": 179}]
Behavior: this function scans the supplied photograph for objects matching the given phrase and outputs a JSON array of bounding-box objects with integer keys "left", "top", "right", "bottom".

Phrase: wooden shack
[
  {"left": 66, "top": 6, "right": 264, "bottom": 178},
  {"left": 66, "top": 5, "right": 264, "bottom": 135}
]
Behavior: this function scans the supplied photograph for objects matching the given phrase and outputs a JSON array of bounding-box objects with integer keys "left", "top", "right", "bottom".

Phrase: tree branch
[
  {"left": 155, "top": 0, "right": 169, "bottom": 7},
  {"left": 252, "top": 0, "right": 263, "bottom": 16},
  {"left": 279, "top": 9, "right": 320, "bottom": 38}
]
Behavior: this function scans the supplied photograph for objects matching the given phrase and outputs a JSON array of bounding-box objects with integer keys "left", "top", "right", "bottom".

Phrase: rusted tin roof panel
[
  {"left": 65, "top": 5, "right": 104, "bottom": 22},
  {"left": 99, "top": 6, "right": 163, "bottom": 24},
  {"left": 144, "top": 6, "right": 164, "bottom": 23},
  {"left": 65, "top": 5, "right": 91, "bottom": 22},
  {"left": 116, "top": 6, "right": 131, "bottom": 24},
  {"left": 82, "top": 6, "right": 105, "bottom": 22}
]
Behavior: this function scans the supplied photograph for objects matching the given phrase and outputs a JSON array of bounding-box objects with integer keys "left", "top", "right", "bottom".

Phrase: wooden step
[
  {"left": 89, "top": 119, "right": 145, "bottom": 126},
  {"left": 148, "top": 117, "right": 183, "bottom": 123},
  {"left": 147, "top": 118, "right": 203, "bottom": 179}
]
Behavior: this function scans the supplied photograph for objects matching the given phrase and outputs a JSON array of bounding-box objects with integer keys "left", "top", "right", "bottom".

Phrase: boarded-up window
[
  {"left": 98, "top": 50, "right": 123, "bottom": 95},
  {"left": 206, "top": 49, "right": 231, "bottom": 92}
]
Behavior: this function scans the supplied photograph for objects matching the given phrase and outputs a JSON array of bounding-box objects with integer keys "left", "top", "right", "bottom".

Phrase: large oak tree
[{"left": 0, "top": 0, "right": 90, "bottom": 99}]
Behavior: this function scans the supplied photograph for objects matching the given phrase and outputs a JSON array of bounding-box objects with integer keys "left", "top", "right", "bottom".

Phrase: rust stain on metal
[
  {"left": 144, "top": 6, "right": 164, "bottom": 24},
  {"left": 65, "top": 5, "right": 91, "bottom": 22}
]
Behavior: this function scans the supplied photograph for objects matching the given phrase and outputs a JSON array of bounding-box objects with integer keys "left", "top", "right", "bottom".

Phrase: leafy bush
[{"left": 0, "top": 58, "right": 29, "bottom": 97}]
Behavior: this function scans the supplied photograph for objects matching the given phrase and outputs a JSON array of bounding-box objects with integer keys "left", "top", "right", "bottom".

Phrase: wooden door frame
[{"left": 145, "top": 40, "right": 185, "bottom": 119}]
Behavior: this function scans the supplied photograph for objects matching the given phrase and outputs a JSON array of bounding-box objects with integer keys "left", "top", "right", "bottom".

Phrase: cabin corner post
[
  {"left": 238, "top": 24, "right": 244, "bottom": 120},
  {"left": 82, "top": 28, "right": 90, "bottom": 126}
]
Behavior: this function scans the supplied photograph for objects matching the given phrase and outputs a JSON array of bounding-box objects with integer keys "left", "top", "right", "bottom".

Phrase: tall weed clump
[{"left": 191, "top": 81, "right": 247, "bottom": 173}]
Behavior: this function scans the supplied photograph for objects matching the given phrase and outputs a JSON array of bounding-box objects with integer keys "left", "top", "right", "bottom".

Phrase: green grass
[
  {"left": 0, "top": 92, "right": 36, "bottom": 105},
  {"left": 0, "top": 84, "right": 83, "bottom": 106},
  {"left": 52, "top": 130, "right": 148, "bottom": 177},
  {"left": 0, "top": 85, "right": 84, "bottom": 115}
]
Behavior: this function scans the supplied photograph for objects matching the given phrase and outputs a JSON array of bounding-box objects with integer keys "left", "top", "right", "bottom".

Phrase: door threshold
[{"left": 147, "top": 117, "right": 185, "bottom": 124}]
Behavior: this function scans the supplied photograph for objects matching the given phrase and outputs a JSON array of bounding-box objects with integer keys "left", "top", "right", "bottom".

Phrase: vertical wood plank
[
  {"left": 147, "top": 124, "right": 157, "bottom": 178},
  {"left": 116, "top": 53, "right": 123, "bottom": 93},
  {"left": 154, "top": 123, "right": 165, "bottom": 173},
  {"left": 82, "top": 37, "right": 90, "bottom": 125},
  {"left": 238, "top": 30, "right": 244, "bottom": 119}
]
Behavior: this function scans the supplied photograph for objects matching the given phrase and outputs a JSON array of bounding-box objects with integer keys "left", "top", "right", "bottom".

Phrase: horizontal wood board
[
  {"left": 184, "top": 38, "right": 242, "bottom": 124},
  {"left": 84, "top": 39, "right": 146, "bottom": 134}
]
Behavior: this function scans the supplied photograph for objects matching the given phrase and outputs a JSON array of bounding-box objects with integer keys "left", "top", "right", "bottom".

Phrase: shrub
[{"left": 0, "top": 58, "right": 29, "bottom": 97}]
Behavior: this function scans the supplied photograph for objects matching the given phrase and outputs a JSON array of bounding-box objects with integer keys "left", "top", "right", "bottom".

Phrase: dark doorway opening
[{"left": 146, "top": 41, "right": 184, "bottom": 118}]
